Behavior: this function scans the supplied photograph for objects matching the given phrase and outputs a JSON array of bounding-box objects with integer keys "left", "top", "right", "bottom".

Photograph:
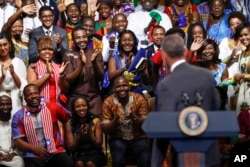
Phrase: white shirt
[
  {"left": 170, "top": 59, "right": 186, "bottom": 73},
  {"left": 22, "top": 16, "right": 42, "bottom": 42},
  {"left": 0, "top": 4, "right": 17, "bottom": 30},
  {"left": 134, "top": 4, "right": 165, "bottom": 13},
  {"left": 0, "top": 121, "right": 14, "bottom": 154},
  {"left": 127, "top": 9, "right": 172, "bottom": 48}
]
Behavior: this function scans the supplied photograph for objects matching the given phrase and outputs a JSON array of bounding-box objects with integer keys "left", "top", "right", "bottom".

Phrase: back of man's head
[{"left": 161, "top": 34, "right": 186, "bottom": 59}]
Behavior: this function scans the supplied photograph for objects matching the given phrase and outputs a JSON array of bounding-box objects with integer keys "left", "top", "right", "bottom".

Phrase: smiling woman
[
  {"left": 0, "top": 32, "right": 27, "bottom": 117},
  {"left": 196, "top": 38, "right": 228, "bottom": 86},
  {"left": 70, "top": 96, "right": 107, "bottom": 167},
  {"left": 27, "top": 35, "right": 68, "bottom": 104}
]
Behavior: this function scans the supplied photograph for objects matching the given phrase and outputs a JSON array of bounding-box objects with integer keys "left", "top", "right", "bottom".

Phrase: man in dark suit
[
  {"left": 28, "top": 6, "right": 68, "bottom": 64},
  {"left": 143, "top": 25, "right": 166, "bottom": 96},
  {"left": 151, "top": 34, "right": 221, "bottom": 167}
]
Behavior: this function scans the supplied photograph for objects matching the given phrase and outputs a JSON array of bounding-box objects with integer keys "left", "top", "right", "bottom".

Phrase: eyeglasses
[{"left": 40, "top": 15, "right": 54, "bottom": 19}]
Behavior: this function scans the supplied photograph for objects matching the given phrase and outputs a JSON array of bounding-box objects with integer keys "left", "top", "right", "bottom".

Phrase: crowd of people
[{"left": 0, "top": 0, "right": 250, "bottom": 166}]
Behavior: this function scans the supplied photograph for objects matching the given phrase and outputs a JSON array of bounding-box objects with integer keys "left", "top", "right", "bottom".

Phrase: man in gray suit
[
  {"left": 28, "top": 6, "right": 68, "bottom": 64},
  {"left": 151, "top": 34, "right": 221, "bottom": 167}
]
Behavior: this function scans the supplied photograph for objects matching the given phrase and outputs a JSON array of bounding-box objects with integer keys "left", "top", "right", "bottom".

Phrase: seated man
[
  {"left": 0, "top": 93, "right": 24, "bottom": 167},
  {"left": 11, "top": 84, "right": 74, "bottom": 167},
  {"left": 102, "top": 76, "right": 150, "bottom": 167}
]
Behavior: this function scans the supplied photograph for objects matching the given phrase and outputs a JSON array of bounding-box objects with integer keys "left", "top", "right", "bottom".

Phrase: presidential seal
[{"left": 178, "top": 106, "right": 208, "bottom": 136}]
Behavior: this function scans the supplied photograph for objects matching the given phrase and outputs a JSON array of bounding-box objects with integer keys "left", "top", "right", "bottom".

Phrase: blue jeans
[{"left": 109, "top": 138, "right": 150, "bottom": 167}]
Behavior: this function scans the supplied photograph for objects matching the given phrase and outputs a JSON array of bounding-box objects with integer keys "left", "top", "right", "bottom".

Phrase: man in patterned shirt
[
  {"left": 11, "top": 84, "right": 74, "bottom": 167},
  {"left": 102, "top": 76, "right": 150, "bottom": 167}
]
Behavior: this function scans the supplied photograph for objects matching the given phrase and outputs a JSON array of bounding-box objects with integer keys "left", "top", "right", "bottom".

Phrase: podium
[{"left": 142, "top": 110, "right": 239, "bottom": 167}]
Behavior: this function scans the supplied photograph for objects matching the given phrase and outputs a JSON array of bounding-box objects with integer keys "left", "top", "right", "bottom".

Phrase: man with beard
[
  {"left": 11, "top": 84, "right": 75, "bottom": 167},
  {"left": 1, "top": 3, "right": 37, "bottom": 66},
  {"left": 127, "top": 0, "right": 172, "bottom": 48},
  {"left": 81, "top": 16, "right": 102, "bottom": 50},
  {"left": 60, "top": 27, "right": 104, "bottom": 115},
  {"left": 102, "top": 76, "right": 150, "bottom": 167},
  {"left": 0, "top": 93, "right": 24, "bottom": 167}
]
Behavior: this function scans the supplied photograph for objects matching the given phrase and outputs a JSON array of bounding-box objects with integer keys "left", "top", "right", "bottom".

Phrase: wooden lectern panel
[{"left": 183, "top": 152, "right": 201, "bottom": 167}]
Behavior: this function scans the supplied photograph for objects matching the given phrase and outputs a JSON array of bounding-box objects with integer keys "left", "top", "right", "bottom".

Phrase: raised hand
[
  {"left": 109, "top": 36, "right": 116, "bottom": 49},
  {"left": 22, "top": 4, "right": 37, "bottom": 15},
  {"left": 91, "top": 49, "right": 101, "bottom": 62},
  {"left": 46, "top": 60, "right": 52, "bottom": 75},
  {"left": 190, "top": 38, "right": 204, "bottom": 52},
  {"left": 80, "top": 48, "right": 87, "bottom": 64},
  {"left": 8, "top": 64, "right": 15, "bottom": 75},
  {"left": 59, "top": 61, "right": 69, "bottom": 74},
  {"left": 52, "top": 33, "right": 62, "bottom": 48},
  {"left": 89, "top": 0, "right": 100, "bottom": 14},
  {"left": 1, "top": 64, "right": 7, "bottom": 78},
  {"left": 57, "top": 0, "right": 66, "bottom": 13}
]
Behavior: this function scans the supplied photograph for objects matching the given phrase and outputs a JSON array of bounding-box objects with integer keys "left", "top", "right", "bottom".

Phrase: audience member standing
[
  {"left": 0, "top": 32, "right": 27, "bottom": 117},
  {"left": 127, "top": 0, "right": 172, "bottom": 48},
  {"left": 60, "top": 27, "right": 104, "bottom": 115},
  {"left": 151, "top": 34, "right": 221, "bottom": 167},
  {"left": 1, "top": 3, "right": 37, "bottom": 66},
  {"left": 0, "top": 0, "right": 17, "bottom": 30},
  {"left": 234, "top": 23, "right": 250, "bottom": 114},
  {"left": 203, "top": 0, "right": 232, "bottom": 43},
  {"left": 28, "top": 6, "right": 68, "bottom": 64},
  {"left": 27, "top": 36, "right": 68, "bottom": 103},
  {"left": 57, "top": 2, "right": 81, "bottom": 49}
]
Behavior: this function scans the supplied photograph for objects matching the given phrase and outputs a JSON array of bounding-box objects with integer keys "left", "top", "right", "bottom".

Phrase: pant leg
[
  {"left": 47, "top": 152, "right": 74, "bottom": 167},
  {"left": 109, "top": 139, "right": 127, "bottom": 167},
  {"left": 151, "top": 139, "right": 165, "bottom": 167},
  {"left": 130, "top": 138, "right": 151, "bottom": 167},
  {"left": 24, "top": 157, "right": 45, "bottom": 167}
]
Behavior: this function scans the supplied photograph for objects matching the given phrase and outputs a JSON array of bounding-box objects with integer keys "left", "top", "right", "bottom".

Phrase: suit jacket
[
  {"left": 143, "top": 44, "right": 160, "bottom": 96},
  {"left": 152, "top": 62, "right": 221, "bottom": 167},
  {"left": 28, "top": 26, "right": 68, "bottom": 64}
]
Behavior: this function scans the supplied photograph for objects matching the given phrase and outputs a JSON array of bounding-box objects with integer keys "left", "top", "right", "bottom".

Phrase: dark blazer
[
  {"left": 28, "top": 26, "right": 68, "bottom": 64},
  {"left": 158, "top": 62, "right": 220, "bottom": 111},
  {"left": 152, "top": 62, "right": 221, "bottom": 167},
  {"left": 144, "top": 44, "right": 160, "bottom": 96}
]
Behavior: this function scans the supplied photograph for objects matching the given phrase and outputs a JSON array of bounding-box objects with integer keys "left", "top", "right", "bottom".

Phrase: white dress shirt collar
[{"left": 170, "top": 59, "right": 186, "bottom": 73}]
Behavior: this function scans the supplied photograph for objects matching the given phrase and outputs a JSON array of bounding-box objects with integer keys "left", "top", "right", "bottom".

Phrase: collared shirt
[
  {"left": 0, "top": 4, "right": 17, "bottom": 30},
  {"left": 102, "top": 92, "right": 148, "bottom": 140},
  {"left": 43, "top": 27, "right": 53, "bottom": 36},
  {"left": 170, "top": 59, "right": 185, "bottom": 73},
  {"left": 12, "top": 102, "right": 71, "bottom": 158},
  {"left": 0, "top": 120, "right": 17, "bottom": 154},
  {"left": 153, "top": 45, "right": 160, "bottom": 53}
]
